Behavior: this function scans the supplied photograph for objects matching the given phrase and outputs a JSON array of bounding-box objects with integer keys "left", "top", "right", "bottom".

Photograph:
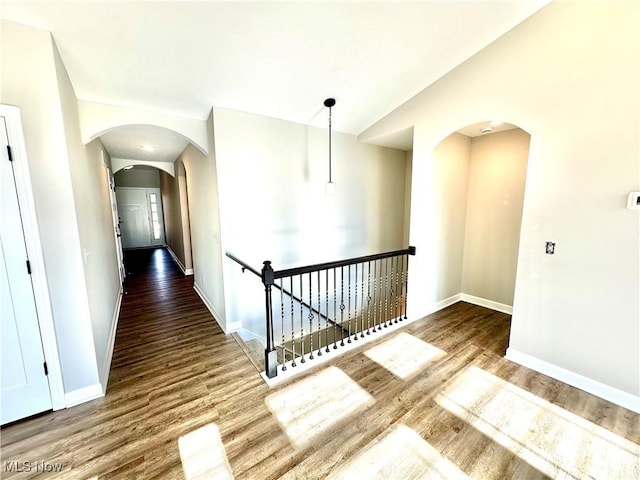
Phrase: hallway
[{"left": 1, "top": 248, "right": 637, "bottom": 479}]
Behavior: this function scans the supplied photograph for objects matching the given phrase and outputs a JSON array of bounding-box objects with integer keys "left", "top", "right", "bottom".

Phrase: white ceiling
[{"left": 2, "top": 1, "right": 549, "bottom": 160}]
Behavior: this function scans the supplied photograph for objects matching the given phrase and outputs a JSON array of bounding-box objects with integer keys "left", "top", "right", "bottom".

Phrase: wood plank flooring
[{"left": 2, "top": 247, "right": 638, "bottom": 479}]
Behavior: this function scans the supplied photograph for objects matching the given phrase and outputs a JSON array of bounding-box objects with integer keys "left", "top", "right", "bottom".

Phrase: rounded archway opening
[
  {"left": 430, "top": 120, "right": 531, "bottom": 314},
  {"left": 100, "top": 124, "right": 192, "bottom": 176}
]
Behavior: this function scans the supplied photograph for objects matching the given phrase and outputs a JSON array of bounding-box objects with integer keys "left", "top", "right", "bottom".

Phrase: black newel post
[
  {"left": 262, "top": 261, "right": 278, "bottom": 378},
  {"left": 404, "top": 246, "right": 417, "bottom": 319}
]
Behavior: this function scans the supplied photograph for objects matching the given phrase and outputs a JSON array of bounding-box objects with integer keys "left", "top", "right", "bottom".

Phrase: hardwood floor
[{"left": 1, "top": 247, "right": 638, "bottom": 479}]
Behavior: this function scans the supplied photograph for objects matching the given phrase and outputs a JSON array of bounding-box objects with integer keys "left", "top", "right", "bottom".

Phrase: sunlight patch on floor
[
  {"left": 327, "top": 424, "right": 470, "bottom": 480},
  {"left": 265, "top": 366, "right": 375, "bottom": 449},
  {"left": 178, "top": 423, "right": 234, "bottom": 480},
  {"left": 436, "top": 366, "right": 639, "bottom": 479},
  {"left": 364, "top": 332, "right": 446, "bottom": 380}
]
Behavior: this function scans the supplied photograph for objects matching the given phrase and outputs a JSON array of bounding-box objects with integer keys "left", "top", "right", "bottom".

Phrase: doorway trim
[{"left": 1, "top": 105, "right": 65, "bottom": 410}]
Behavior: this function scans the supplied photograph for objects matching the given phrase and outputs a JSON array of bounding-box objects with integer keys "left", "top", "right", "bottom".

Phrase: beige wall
[
  {"left": 179, "top": 111, "right": 226, "bottom": 325},
  {"left": 431, "top": 133, "right": 471, "bottom": 300},
  {"left": 160, "top": 163, "right": 192, "bottom": 273},
  {"left": 360, "top": 2, "right": 640, "bottom": 402},
  {"left": 403, "top": 151, "right": 413, "bottom": 248},
  {"left": 54, "top": 37, "right": 122, "bottom": 391},
  {"left": 462, "top": 129, "right": 530, "bottom": 306},
  {"left": 114, "top": 167, "right": 160, "bottom": 188},
  {"left": 213, "top": 107, "right": 409, "bottom": 335},
  {"left": 1, "top": 21, "right": 102, "bottom": 393}
]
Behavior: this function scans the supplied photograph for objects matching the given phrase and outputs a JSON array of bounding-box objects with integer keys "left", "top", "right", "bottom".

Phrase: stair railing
[{"left": 226, "top": 247, "right": 416, "bottom": 378}]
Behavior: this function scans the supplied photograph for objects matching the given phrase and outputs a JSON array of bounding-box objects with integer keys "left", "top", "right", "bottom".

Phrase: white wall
[
  {"left": 360, "top": 2, "right": 640, "bottom": 404},
  {"left": 213, "top": 107, "right": 409, "bottom": 336},
  {"left": 1, "top": 21, "right": 101, "bottom": 395}
]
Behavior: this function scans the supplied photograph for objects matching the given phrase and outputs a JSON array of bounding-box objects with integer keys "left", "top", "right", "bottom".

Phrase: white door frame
[
  {"left": 1, "top": 105, "right": 65, "bottom": 410},
  {"left": 105, "top": 165, "right": 125, "bottom": 284}
]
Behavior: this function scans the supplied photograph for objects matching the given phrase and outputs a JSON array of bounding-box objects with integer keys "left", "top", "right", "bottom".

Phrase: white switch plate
[{"left": 627, "top": 192, "right": 640, "bottom": 210}]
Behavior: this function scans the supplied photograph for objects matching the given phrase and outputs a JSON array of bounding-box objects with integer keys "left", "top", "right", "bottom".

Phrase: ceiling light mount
[{"left": 324, "top": 98, "right": 336, "bottom": 108}]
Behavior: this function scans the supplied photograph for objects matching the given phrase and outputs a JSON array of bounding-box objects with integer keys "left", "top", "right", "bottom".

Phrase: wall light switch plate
[
  {"left": 627, "top": 192, "right": 640, "bottom": 210},
  {"left": 545, "top": 241, "right": 556, "bottom": 255}
]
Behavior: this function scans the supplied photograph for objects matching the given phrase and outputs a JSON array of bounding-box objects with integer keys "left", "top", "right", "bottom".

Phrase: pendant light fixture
[{"left": 324, "top": 98, "right": 336, "bottom": 195}]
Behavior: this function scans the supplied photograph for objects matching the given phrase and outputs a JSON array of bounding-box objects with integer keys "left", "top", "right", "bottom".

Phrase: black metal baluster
[
  {"left": 372, "top": 259, "right": 378, "bottom": 331},
  {"left": 366, "top": 261, "right": 372, "bottom": 335},
  {"left": 394, "top": 255, "right": 400, "bottom": 323},
  {"left": 380, "top": 258, "right": 388, "bottom": 328},
  {"left": 326, "top": 269, "right": 330, "bottom": 353},
  {"left": 399, "top": 254, "right": 405, "bottom": 321},
  {"left": 317, "top": 270, "right": 322, "bottom": 356},
  {"left": 280, "top": 278, "right": 286, "bottom": 371},
  {"left": 354, "top": 263, "right": 359, "bottom": 340},
  {"left": 380, "top": 258, "right": 386, "bottom": 328},
  {"left": 340, "top": 266, "right": 345, "bottom": 346},
  {"left": 347, "top": 264, "right": 352, "bottom": 343},
  {"left": 300, "top": 275, "right": 305, "bottom": 363},
  {"left": 290, "top": 276, "right": 296, "bottom": 367},
  {"left": 359, "top": 262, "right": 365, "bottom": 338},
  {"left": 333, "top": 268, "right": 338, "bottom": 349},
  {"left": 389, "top": 256, "right": 395, "bottom": 324},
  {"left": 308, "top": 273, "right": 314, "bottom": 360}
]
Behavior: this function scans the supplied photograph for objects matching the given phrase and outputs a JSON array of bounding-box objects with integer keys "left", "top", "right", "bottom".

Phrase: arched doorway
[
  {"left": 431, "top": 120, "right": 531, "bottom": 313},
  {"left": 98, "top": 125, "right": 196, "bottom": 276}
]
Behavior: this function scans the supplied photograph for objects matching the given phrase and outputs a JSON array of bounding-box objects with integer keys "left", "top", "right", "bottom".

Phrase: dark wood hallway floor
[{"left": 1, "top": 248, "right": 638, "bottom": 479}]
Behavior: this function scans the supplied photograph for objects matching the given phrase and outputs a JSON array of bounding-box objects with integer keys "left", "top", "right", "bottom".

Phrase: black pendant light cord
[{"left": 324, "top": 98, "right": 336, "bottom": 184}]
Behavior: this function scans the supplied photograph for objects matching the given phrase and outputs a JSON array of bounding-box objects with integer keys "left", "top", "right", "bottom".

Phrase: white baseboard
[
  {"left": 433, "top": 294, "right": 462, "bottom": 313},
  {"left": 166, "top": 245, "right": 193, "bottom": 276},
  {"left": 506, "top": 348, "right": 640, "bottom": 414},
  {"left": 193, "top": 282, "right": 233, "bottom": 332},
  {"left": 263, "top": 313, "right": 417, "bottom": 387},
  {"left": 65, "top": 383, "right": 104, "bottom": 408},
  {"left": 460, "top": 293, "right": 513, "bottom": 315},
  {"left": 235, "top": 328, "right": 266, "bottom": 346},
  {"left": 100, "top": 286, "right": 123, "bottom": 394}
]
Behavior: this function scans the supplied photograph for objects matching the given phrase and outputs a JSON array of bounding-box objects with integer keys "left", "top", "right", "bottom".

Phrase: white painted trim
[
  {"left": 1, "top": 106, "right": 66, "bottom": 410},
  {"left": 193, "top": 281, "right": 236, "bottom": 332},
  {"left": 100, "top": 286, "right": 123, "bottom": 393},
  {"left": 410, "top": 294, "right": 460, "bottom": 321},
  {"left": 64, "top": 383, "right": 104, "bottom": 408},
  {"left": 431, "top": 294, "right": 462, "bottom": 314},
  {"left": 166, "top": 245, "right": 193, "bottom": 276},
  {"left": 506, "top": 348, "right": 640, "bottom": 414},
  {"left": 263, "top": 315, "right": 418, "bottom": 387},
  {"left": 166, "top": 245, "right": 186, "bottom": 274},
  {"left": 460, "top": 293, "right": 513, "bottom": 315},
  {"left": 235, "top": 328, "right": 266, "bottom": 346},
  {"left": 262, "top": 294, "right": 466, "bottom": 387}
]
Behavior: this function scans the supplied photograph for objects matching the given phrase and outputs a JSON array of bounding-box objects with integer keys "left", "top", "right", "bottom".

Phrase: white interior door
[
  {"left": 116, "top": 187, "right": 165, "bottom": 249},
  {"left": 1, "top": 117, "right": 52, "bottom": 425},
  {"left": 106, "top": 168, "right": 125, "bottom": 282}
]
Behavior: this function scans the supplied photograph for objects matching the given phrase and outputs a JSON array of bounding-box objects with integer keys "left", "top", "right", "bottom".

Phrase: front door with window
[{"left": 115, "top": 187, "right": 165, "bottom": 249}]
